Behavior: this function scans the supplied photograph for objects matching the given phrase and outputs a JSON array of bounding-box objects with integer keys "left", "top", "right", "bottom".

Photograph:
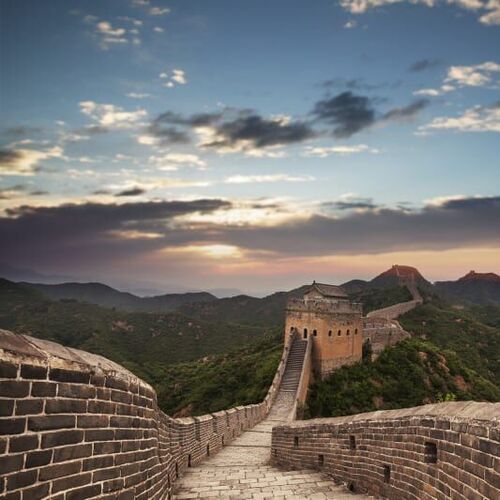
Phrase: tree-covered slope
[{"left": 306, "top": 300, "right": 500, "bottom": 418}]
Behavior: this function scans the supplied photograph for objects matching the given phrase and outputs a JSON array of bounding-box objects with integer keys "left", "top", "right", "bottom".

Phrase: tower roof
[{"left": 306, "top": 281, "right": 348, "bottom": 299}]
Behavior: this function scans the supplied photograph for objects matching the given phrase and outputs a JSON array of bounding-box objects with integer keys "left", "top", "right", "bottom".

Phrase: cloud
[
  {"left": 126, "top": 92, "right": 151, "bottom": 99},
  {"left": 115, "top": 187, "right": 146, "bottom": 197},
  {"left": 381, "top": 98, "right": 429, "bottom": 121},
  {"left": 0, "top": 146, "right": 64, "bottom": 176},
  {"left": 148, "top": 153, "right": 207, "bottom": 171},
  {"left": 160, "top": 69, "right": 188, "bottom": 88},
  {"left": 303, "top": 144, "right": 380, "bottom": 157},
  {"left": 344, "top": 20, "right": 358, "bottom": 28},
  {"left": 408, "top": 59, "right": 442, "bottom": 72},
  {"left": 2, "top": 196, "right": 499, "bottom": 270},
  {"left": 445, "top": 62, "right": 500, "bottom": 87},
  {"left": 339, "top": 0, "right": 500, "bottom": 25},
  {"left": 224, "top": 174, "right": 315, "bottom": 184},
  {"left": 149, "top": 7, "right": 170, "bottom": 15},
  {"left": 80, "top": 101, "right": 147, "bottom": 130},
  {"left": 312, "top": 92, "right": 376, "bottom": 138},
  {"left": 154, "top": 26, "right": 165, "bottom": 33},
  {"left": 0, "top": 184, "right": 26, "bottom": 200},
  {"left": 419, "top": 101, "right": 500, "bottom": 133}
]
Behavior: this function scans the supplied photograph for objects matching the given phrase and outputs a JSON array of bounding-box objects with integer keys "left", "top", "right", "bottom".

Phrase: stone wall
[
  {"left": 0, "top": 329, "right": 293, "bottom": 499},
  {"left": 271, "top": 402, "right": 500, "bottom": 500},
  {"left": 362, "top": 318, "right": 411, "bottom": 360}
]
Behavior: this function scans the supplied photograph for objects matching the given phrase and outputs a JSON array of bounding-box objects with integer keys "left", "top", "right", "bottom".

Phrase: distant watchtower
[{"left": 285, "top": 282, "right": 363, "bottom": 379}]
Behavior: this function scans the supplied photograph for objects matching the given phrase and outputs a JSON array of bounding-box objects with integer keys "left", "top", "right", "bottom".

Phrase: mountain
[
  {"left": 435, "top": 271, "right": 500, "bottom": 305},
  {"left": 339, "top": 279, "right": 369, "bottom": 294},
  {"left": 0, "top": 278, "right": 265, "bottom": 374},
  {"left": 370, "top": 264, "right": 432, "bottom": 290},
  {"left": 22, "top": 281, "right": 217, "bottom": 312}
]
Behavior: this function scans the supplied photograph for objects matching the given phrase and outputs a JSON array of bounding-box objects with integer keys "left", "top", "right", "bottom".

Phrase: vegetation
[
  {"left": 349, "top": 285, "right": 413, "bottom": 315},
  {"left": 306, "top": 298, "right": 500, "bottom": 418}
]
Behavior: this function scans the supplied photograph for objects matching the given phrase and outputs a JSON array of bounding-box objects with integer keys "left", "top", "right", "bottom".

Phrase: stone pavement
[{"left": 172, "top": 398, "right": 365, "bottom": 499}]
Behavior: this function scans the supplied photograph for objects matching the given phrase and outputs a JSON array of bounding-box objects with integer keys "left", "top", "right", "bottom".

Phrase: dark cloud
[
  {"left": 30, "top": 190, "right": 49, "bottom": 196},
  {"left": 0, "top": 199, "right": 231, "bottom": 266},
  {"left": 321, "top": 78, "right": 401, "bottom": 92},
  {"left": 115, "top": 187, "right": 146, "bottom": 197},
  {"left": 154, "top": 111, "right": 223, "bottom": 127},
  {"left": 382, "top": 99, "right": 429, "bottom": 121},
  {"left": 202, "top": 113, "right": 316, "bottom": 149},
  {"left": 408, "top": 59, "right": 442, "bottom": 72},
  {"left": 322, "top": 199, "right": 378, "bottom": 211},
  {"left": 312, "top": 92, "right": 376, "bottom": 138},
  {"left": 145, "top": 122, "right": 191, "bottom": 145},
  {"left": 2, "top": 126, "right": 42, "bottom": 138},
  {"left": 0, "top": 149, "right": 23, "bottom": 168},
  {"left": 311, "top": 92, "right": 429, "bottom": 138}
]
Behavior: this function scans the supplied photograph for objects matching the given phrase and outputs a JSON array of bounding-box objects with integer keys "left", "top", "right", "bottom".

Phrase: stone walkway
[{"left": 173, "top": 398, "right": 364, "bottom": 499}]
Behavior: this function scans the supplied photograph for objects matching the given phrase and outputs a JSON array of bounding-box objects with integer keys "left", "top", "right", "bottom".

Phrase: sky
[{"left": 0, "top": 0, "right": 499, "bottom": 295}]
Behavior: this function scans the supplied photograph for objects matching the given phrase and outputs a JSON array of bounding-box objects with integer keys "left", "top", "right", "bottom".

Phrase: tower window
[
  {"left": 424, "top": 442, "right": 437, "bottom": 463},
  {"left": 383, "top": 465, "right": 390, "bottom": 483},
  {"left": 347, "top": 329, "right": 350, "bottom": 336},
  {"left": 338, "top": 330, "right": 341, "bottom": 336},
  {"left": 328, "top": 330, "right": 332, "bottom": 337},
  {"left": 318, "top": 454, "right": 324, "bottom": 466},
  {"left": 313, "top": 329, "right": 317, "bottom": 337},
  {"left": 294, "top": 436, "right": 299, "bottom": 448},
  {"left": 349, "top": 435, "right": 356, "bottom": 450},
  {"left": 355, "top": 328, "right": 358, "bottom": 335},
  {"left": 303, "top": 328, "right": 308, "bottom": 339}
]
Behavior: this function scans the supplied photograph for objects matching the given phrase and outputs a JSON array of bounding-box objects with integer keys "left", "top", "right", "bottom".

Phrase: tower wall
[{"left": 285, "top": 298, "right": 363, "bottom": 379}]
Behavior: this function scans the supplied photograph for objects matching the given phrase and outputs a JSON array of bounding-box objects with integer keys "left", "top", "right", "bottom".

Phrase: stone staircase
[{"left": 172, "top": 333, "right": 366, "bottom": 498}]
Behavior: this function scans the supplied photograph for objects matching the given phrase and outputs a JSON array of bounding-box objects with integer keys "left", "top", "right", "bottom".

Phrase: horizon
[{"left": 1, "top": 0, "right": 499, "bottom": 291}]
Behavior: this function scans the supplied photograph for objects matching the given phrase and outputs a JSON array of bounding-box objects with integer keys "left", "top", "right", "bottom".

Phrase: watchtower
[{"left": 285, "top": 281, "right": 363, "bottom": 379}]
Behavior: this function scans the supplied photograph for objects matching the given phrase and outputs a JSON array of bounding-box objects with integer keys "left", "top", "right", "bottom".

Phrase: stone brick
[
  {"left": 20, "top": 364, "right": 47, "bottom": 380},
  {"left": 15, "top": 398, "right": 44, "bottom": 415},
  {"left": 82, "top": 455, "right": 114, "bottom": 471},
  {"left": 28, "top": 414, "right": 75, "bottom": 431},
  {"left": 0, "top": 360, "right": 18, "bottom": 378},
  {"left": 105, "top": 377, "right": 129, "bottom": 391},
  {"left": 49, "top": 368, "right": 90, "bottom": 383},
  {"left": 53, "top": 443, "right": 93, "bottom": 463},
  {"left": 46, "top": 398, "right": 87, "bottom": 414},
  {"left": 77, "top": 415, "right": 109, "bottom": 428},
  {"left": 25, "top": 450, "right": 53, "bottom": 468},
  {"left": 84, "top": 429, "right": 115, "bottom": 442},
  {"left": 93, "top": 441, "right": 121, "bottom": 454},
  {"left": 0, "top": 454, "right": 24, "bottom": 474},
  {"left": 0, "top": 380, "right": 30, "bottom": 398},
  {"left": 9, "top": 434, "right": 39, "bottom": 453},
  {"left": 66, "top": 484, "right": 102, "bottom": 500},
  {"left": 88, "top": 400, "right": 115, "bottom": 414},
  {"left": 0, "top": 399, "right": 15, "bottom": 416},
  {"left": 41, "top": 429, "right": 84, "bottom": 448},
  {"left": 39, "top": 460, "right": 82, "bottom": 481},
  {"left": 6, "top": 470, "right": 37, "bottom": 491},
  {"left": 20, "top": 483, "right": 50, "bottom": 500},
  {"left": 58, "top": 383, "right": 96, "bottom": 399},
  {"left": 31, "top": 381, "right": 56, "bottom": 397},
  {"left": 52, "top": 472, "right": 92, "bottom": 493},
  {"left": 0, "top": 417, "right": 25, "bottom": 435}
]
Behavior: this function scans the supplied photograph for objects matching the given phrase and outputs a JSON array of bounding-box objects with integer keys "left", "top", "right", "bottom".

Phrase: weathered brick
[
  {"left": 111, "top": 390, "right": 132, "bottom": 404},
  {"left": 9, "top": 434, "right": 39, "bottom": 453},
  {"left": 105, "top": 377, "right": 129, "bottom": 391},
  {"left": 0, "top": 399, "right": 15, "bottom": 416},
  {"left": 20, "top": 364, "right": 47, "bottom": 380},
  {"left": 52, "top": 472, "right": 92, "bottom": 493},
  {"left": 53, "top": 443, "right": 93, "bottom": 462},
  {"left": 39, "top": 460, "right": 82, "bottom": 481},
  {"left": 41, "top": 429, "right": 84, "bottom": 448},
  {"left": 20, "top": 483, "right": 50, "bottom": 500},
  {"left": 6, "top": 469, "right": 37, "bottom": 490},
  {"left": 0, "top": 417, "right": 25, "bottom": 435},
  {"left": 25, "top": 449, "right": 53, "bottom": 468},
  {"left": 28, "top": 414, "right": 75, "bottom": 431},
  {"left": 77, "top": 415, "right": 109, "bottom": 428},
  {"left": 0, "top": 454, "right": 24, "bottom": 474},
  {"left": 0, "top": 360, "right": 18, "bottom": 378},
  {"left": 0, "top": 380, "right": 30, "bottom": 398},
  {"left": 83, "top": 455, "right": 114, "bottom": 471},
  {"left": 102, "top": 478, "right": 124, "bottom": 493},
  {"left": 46, "top": 398, "right": 87, "bottom": 414},
  {"left": 15, "top": 398, "right": 44, "bottom": 415},
  {"left": 66, "top": 484, "right": 102, "bottom": 500},
  {"left": 94, "top": 441, "right": 121, "bottom": 454},
  {"left": 84, "top": 429, "right": 115, "bottom": 442},
  {"left": 31, "top": 381, "right": 56, "bottom": 397},
  {"left": 58, "top": 383, "right": 96, "bottom": 399},
  {"left": 88, "top": 400, "right": 115, "bottom": 414},
  {"left": 49, "top": 368, "right": 90, "bottom": 384}
]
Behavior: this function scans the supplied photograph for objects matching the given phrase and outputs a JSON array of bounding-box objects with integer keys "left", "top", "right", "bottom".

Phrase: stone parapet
[
  {"left": 287, "top": 298, "right": 363, "bottom": 315},
  {"left": 271, "top": 402, "right": 500, "bottom": 500},
  {"left": 0, "top": 328, "right": 292, "bottom": 499}
]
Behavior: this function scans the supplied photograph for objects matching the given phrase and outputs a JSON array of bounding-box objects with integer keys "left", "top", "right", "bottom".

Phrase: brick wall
[
  {"left": 271, "top": 402, "right": 500, "bottom": 500},
  {"left": 0, "top": 329, "right": 293, "bottom": 499}
]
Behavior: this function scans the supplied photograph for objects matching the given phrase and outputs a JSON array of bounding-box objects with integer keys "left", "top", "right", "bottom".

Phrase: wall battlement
[
  {"left": 0, "top": 329, "right": 292, "bottom": 499},
  {"left": 271, "top": 402, "right": 500, "bottom": 499}
]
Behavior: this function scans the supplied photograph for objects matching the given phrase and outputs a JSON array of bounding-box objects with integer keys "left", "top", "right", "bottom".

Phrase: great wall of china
[{"left": 0, "top": 281, "right": 498, "bottom": 499}]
